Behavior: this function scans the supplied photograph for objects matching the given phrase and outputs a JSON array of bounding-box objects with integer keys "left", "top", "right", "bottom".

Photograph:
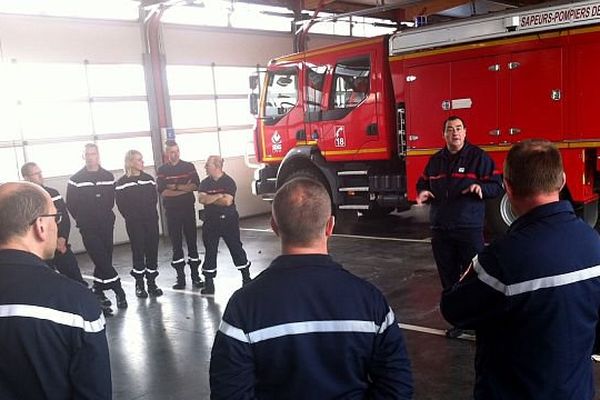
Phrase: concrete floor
[{"left": 75, "top": 206, "right": 600, "bottom": 399}]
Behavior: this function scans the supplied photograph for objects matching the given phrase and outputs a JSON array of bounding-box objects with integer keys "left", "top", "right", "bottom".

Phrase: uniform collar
[
  {"left": 0, "top": 249, "right": 50, "bottom": 269},
  {"left": 269, "top": 254, "right": 339, "bottom": 269},
  {"left": 508, "top": 200, "right": 574, "bottom": 233},
  {"left": 441, "top": 141, "right": 470, "bottom": 158}
]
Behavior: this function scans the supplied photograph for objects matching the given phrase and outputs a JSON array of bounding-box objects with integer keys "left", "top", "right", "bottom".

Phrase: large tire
[{"left": 485, "top": 193, "right": 518, "bottom": 236}]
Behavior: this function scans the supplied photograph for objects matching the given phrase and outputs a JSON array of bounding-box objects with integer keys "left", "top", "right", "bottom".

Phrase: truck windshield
[{"left": 264, "top": 70, "right": 298, "bottom": 119}]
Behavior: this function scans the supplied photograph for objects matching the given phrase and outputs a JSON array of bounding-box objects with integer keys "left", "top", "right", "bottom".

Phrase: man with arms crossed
[
  {"left": 441, "top": 139, "right": 600, "bottom": 399},
  {"left": 0, "top": 182, "right": 111, "bottom": 399},
  {"left": 210, "top": 177, "right": 413, "bottom": 399}
]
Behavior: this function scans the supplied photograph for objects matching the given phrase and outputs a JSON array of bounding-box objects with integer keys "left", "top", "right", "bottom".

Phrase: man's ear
[
  {"left": 325, "top": 215, "right": 335, "bottom": 237},
  {"left": 270, "top": 216, "right": 280, "bottom": 237},
  {"left": 560, "top": 172, "right": 566, "bottom": 191},
  {"left": 503, "top": 177, "right": 513, "bottom": 197},
  {"left": 30, "top": 219, "right": 47, "bottom": 242}
]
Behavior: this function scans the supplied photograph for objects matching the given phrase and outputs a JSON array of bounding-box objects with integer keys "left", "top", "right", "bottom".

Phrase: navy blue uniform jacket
[
  {"left": 67, "top": 167, "right": 115, "bottom": 228},
  {"left": 210, "top": 254, "right": 413, "bottom": 399},
  {"left": 441, "top": 201, "right": 600, "bottom": 399},
  {"left": 115, "top": 172, "right": 158, "bottom": 221},
  {"left": 0, "top": 250, "right": 111, "bottom": 399},
  {"left": 416, "top": 142, "right": 503, "bottom": 229}
]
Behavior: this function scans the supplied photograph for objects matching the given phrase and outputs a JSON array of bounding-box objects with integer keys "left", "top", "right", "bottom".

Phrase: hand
[
  {"left": 461, "top": 184, "right": 483, "bottom": 199},
  {"left": 56, "top": 237, "right": 67, "bottom": 254},
  {"left": 416, "top": 190, "right": 435, "bottom": 205},
  {"left": 166, "top": 184, "right": 177, "bottom": 190}
]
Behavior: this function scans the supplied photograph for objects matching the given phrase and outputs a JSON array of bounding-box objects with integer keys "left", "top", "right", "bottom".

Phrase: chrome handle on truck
[
  {"left": 509, "top": 128, "right": 521, "bottom": 135},
  {"left": 488, "top": 129, "right": 500, "bottom": 136}
]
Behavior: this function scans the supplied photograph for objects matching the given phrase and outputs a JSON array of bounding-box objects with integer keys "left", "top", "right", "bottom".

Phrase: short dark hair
[
  {"left": 20, "top": 162, "right": 38, "bottom": 179},
  {"left": 504, "top": 139, "right": 564, "bottom": 197},
  {"left": 443, "top": 116, "right": 466, "bottom": 131},
  {"left": 0, "top": 183, "right": 49, "bottom": 245},
  {"left": 165, "top": 140, "right": 178, "bottom": 148},
  {"left": 272, "top": 177, "right": 331, "bottom": 246}
]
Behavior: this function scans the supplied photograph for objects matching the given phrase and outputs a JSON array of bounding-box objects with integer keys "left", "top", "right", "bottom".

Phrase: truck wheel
[{"left": 485, "top": 193, "right": 517, "bottom": 235}]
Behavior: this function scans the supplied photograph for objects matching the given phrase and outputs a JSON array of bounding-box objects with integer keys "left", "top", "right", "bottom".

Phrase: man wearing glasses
[
  {"left": 21, "top": 162, "right": 87, "bottom": 286},
  {"left": 0, "top": 182, "right": 111, "bottom": 399}
]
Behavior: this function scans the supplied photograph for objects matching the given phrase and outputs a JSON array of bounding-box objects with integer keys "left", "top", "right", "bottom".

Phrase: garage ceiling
[{"left": 240, "top": 0, "right": 549, "bottom": 24}]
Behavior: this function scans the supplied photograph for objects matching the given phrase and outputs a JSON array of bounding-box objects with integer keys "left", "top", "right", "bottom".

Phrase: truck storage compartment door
[
  {"left": 405, "top": 62, "right": 450, "bottom": 150},
  {"left": 450, "top": 56, "right": 500, "bottom": 146},
  {"left": 508, "top": 47, "right": 563, "bottom": 141}
]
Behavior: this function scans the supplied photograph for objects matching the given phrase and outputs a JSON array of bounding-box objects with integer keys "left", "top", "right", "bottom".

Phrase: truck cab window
[
  {"left": 264, "top": 70, "right": 298, "bottom": 119},
  {"left": 332, "top": 57, "right": 370, "bottom": 109},
  {"left": 306, "top": 65, "right": 327, "bottom": 112}
]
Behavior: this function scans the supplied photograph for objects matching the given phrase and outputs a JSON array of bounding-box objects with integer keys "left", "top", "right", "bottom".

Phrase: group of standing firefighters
[{"left": 21, "top": 140, "right": 251, "bottom": 316}]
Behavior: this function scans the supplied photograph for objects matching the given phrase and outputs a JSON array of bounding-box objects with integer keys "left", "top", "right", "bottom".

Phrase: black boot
[
  {"left": 147, "top": 279, "right": 163, "bottom": 297},
  {"left": 114, "top": 285, "right": 128, "bottom": 309},
  {"left": 200, "top": 278, "right": 215, "bottom": 295},
  {"left": 135, "top": 279, "right": 148, "bottom": 298},
  {"left": 172, "top": 266, "right": 186, "bottom": 290},
  {"left": 240, "top": 265, "right": 252, "bottom": 286},
  {"left": 189, "top": 264, "right": 204, "bottom": 289},
  {"left": 93, "top": 289, "right": 112, "bottom": 308}
]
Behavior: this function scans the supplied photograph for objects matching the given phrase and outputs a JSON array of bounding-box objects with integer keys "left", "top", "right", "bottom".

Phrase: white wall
[{"left": 0, "top": 12, "right": 354, "bottom": 252}]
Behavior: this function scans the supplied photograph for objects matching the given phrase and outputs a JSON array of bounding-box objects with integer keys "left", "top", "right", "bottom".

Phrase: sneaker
[{"left": 445, "top": 327, "right": 464, "bottom": 339}]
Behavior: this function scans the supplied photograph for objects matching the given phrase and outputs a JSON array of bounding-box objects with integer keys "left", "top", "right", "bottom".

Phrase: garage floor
[{"left": 75, "top": 206, "right": 600, "bottom": 399}]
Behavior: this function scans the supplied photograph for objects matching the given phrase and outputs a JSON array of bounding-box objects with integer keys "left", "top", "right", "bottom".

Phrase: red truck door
[
  {"left": 306, "top": 37, "right": 393, "bottom": 162},
  {"left": 257, "top": 64, "right": 304, "bottom": 162}
]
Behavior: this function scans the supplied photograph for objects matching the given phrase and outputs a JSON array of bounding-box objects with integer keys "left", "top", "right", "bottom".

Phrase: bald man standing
[{"left": 0, "top": 182, "right": 111, "bottom": 399}]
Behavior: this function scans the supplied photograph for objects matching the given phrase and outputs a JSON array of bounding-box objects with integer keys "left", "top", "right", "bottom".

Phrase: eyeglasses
[{"left": 30, "top": 212, "right": 63, "bottom": 225}]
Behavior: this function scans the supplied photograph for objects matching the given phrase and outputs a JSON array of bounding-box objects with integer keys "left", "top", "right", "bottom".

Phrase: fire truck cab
[{"left": 250, "top": 0, "right": 600, "bottom": 232}]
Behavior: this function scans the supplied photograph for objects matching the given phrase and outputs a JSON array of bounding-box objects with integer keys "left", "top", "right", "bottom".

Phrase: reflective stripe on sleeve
[
  {"left": 248, "top": 320, "right": 379, "bottom": 344},
  {"left": 51, "top": 195, "right": 62, "bottom": 202},
  {"left": 0, "top": 304, "right": 105, "bottom": 333},
  {"left": 378, "top": 308, "right": 396, "bottom": 334},
  {"left": 219, "top": 320, "right": 250, "bottom": 343},
  {"left": 473, "top": 256, "right": 600, "bottom": 296}
]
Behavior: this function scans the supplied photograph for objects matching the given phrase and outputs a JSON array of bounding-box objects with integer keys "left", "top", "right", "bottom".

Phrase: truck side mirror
[
  {"left": 249, "top": 74, "right": 259, "bottom": 90},
  {"left": 249, "top": 93, "right": 259, "bottom": 115}
]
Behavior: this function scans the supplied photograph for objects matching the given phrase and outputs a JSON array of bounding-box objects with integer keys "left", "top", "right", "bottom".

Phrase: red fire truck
[{"left": 249, "top": 0, "right": 600, "bottom": 232}]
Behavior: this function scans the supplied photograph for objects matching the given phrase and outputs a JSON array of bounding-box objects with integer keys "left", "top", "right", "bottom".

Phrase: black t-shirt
[
  {"left": 199, "top": 173, "right": 237, "bottom": 220},
  {"left": 156, "top": 160, "right": 200, "bottom": 209}
]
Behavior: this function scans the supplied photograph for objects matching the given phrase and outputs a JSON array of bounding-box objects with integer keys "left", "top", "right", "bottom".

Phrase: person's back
[
  {"left": 471, "top": 201, "right": 600, "bottom": 399},
  {"left": 441, "top": 139, "right": 600, "bottom": 400},
  {"left": 210, "top": 177, "right": 412, "bottom": 399}
]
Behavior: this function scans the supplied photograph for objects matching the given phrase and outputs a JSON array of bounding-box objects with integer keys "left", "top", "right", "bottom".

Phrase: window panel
[
  {"left": 87, "top": 64, "right": 146, "bottom": 97},
  {"left": 17, "top": 63, "right": 87, "bottom": 100},
  {"left": 332, "top": 57, "right": 370, "bottom": 109},
  {"left": 0, "top": 101, "right": 21, "bottom": 141},
  {"left": 161, "top": 3, "right": 228, "bottom": 27},
  {"left": 97, "top": 137, "right": 155, "bottom": 171},
  {"left": 92, "top": 101, "right": 150, "bottom": 134},
  {"left": 25, "top": 141, "right": 87, "bottom": 178},
  {"left": 217, "top": 99, "right": 254, "bottom": 126},
  {"left": 175, "top": 133, "right": 220, "bottom": 161},
  {"left": 214, "top": 66, "right": 256, "bottom": 95},
  {"left": 0, "top": 147, "right": 23, "bottom": 182},
  {"left": 219, "top": 129, "right": 253, "bottom": 158},
  {"left": 171, "top": 100, "right": 217, "bottom": 129},
  {"left": 167, "top": 65, "right": 214, "bottom": 95},
  {"left": 20, "top": 101, "right": 93, "bottom": 139},
  {"left": 263, "top": 69, "right": 298, "bottom": 118},
  {"left": 230, "top": 3, "right": 291, "bottom": 32}
]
